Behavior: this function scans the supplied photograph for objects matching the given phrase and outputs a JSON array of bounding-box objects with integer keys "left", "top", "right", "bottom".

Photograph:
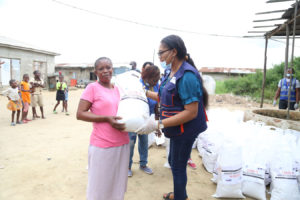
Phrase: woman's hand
[
  {"left": 107, "top": 116, "right": 126, "bottom": 131},
  {"left": 155, "top": 129, "right": 162, "bottom": 137},
  {"left": 137, "top": 114, "right": 158, "bottom": 135}
]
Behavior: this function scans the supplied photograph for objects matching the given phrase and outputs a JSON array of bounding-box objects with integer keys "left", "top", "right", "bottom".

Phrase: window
[{"left": 0, "top": 58, "right": 21, "bottom": 86}]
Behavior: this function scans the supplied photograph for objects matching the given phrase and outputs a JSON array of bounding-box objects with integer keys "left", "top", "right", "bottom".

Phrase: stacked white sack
[
  {"left": 213, "top": 141, "right": 245, "bottom": 198},
  {"left": 201, "top": 131, "right": 224, "bottom": 173},
  {"left": 115, "top": 71, "right": 150, "bottom": 133},
  {"left": 198, "top": 108, "right": 300, "bottom": 199},
  {"left": 241, "top": 141, "right": 267, "bottom": 200},
  {"left": 270, "top": 133, "right": 300, "bottom": 200}
]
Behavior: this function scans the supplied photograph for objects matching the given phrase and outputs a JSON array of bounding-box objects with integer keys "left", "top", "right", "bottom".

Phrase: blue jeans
[
  {"left": 128, "top": 132, "right": 148, "bottom": 169},
  {"left": 168, "top": 137, "right": 196, "bottom": 200}
]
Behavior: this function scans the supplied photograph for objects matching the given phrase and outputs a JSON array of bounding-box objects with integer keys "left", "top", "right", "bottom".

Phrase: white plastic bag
[
  {"left": 242, "top": 164, "right": 266, "bottom": 200},
  {"left": 148, "top": 132, "right": 156, "bottom": 148},
  {"left": 115, "top": 71, "right": 149, "bottom": 132},
  {"left": 270, "top": 136, "right": 300, "bottom": 200},
  {"left": 213, "top": 142, "right": 245, "bottom": 199},
  {"left": 202, "top": 132, "right": 224, "bottom": 173}
]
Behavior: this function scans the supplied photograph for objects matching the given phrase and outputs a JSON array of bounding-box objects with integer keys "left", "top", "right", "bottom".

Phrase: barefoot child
[
  {"left": 2, "top": 79, "right": 22, "bottom": 126},
  {"left": 53, "top": 75, "right": 67, "bottom": 114},
  {"left": 20, "top": 74, "right": 32, "bottom": 123}
]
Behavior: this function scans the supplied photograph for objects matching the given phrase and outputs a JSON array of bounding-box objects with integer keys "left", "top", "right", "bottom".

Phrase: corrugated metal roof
[
  {"left": 55, "top": 63, "right": 132, "bottom": 69},
  {"left": 199, "top": 67, "right": 259, "bottom": 74},
  {"left": 0, "top": 35, "right": 60, "bottom": 56},
  {"left": 55, "top": 63, "right": 93, "bottom": 68}
]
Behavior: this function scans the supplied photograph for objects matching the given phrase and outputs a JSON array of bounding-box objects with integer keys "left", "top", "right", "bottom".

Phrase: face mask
[
  {"left": 160, "top": 61, "right": 171, "bottom": 69},
  {"left": 286, "top": 74, "right": 291, "bottom": 78}
]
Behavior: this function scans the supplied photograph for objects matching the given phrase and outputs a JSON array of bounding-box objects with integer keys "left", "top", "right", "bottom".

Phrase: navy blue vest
[
  {"left": 280, "top": 78, "right": 296, "bottom": 101},
  {"left": 159, "top": 61, "right": 207, "bottom": 138}
]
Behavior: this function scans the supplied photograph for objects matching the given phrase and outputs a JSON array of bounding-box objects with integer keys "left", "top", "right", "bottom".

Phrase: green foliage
[
  {"left": 221, "top": 57, "right": 300, "bottom": 100},
  {"left": 215, "top": 81, "right": 228, "bottom": 94}
]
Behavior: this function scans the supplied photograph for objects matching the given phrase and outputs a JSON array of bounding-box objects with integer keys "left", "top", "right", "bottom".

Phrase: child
[
  {"left": 62, "top": 85, "right": 69, "bottom": 115},
  {"left": 53, "top": 75, "right": 67, "bottom": 114},
  {"left": 2, "top": 79, "right": 22, "bottom": 126},
  {"left": 20, "top": 74, "right": 32, "bottom": 123}
]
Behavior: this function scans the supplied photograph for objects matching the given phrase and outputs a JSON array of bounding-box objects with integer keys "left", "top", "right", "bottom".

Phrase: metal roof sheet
[{"left": 0, "top": 35, "right": 60, "bottom": 56}]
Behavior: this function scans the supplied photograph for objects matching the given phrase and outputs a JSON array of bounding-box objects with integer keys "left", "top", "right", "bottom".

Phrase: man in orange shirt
[{"left": 20, "top": 74, "right": 32, "bottom": 123}]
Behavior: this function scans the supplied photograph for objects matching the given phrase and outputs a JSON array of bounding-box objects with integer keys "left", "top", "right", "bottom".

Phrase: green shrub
[
  {"left": 215, "top": 81, "right": 228, "bottom": 94},
  {"left": 221, "top": 57, "right": 300, "bottom": 100}
]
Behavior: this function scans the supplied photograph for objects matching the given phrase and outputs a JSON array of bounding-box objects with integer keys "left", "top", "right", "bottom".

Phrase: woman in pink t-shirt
[{"left": 77, "top": 57, "right": 130, "bottom": 200}]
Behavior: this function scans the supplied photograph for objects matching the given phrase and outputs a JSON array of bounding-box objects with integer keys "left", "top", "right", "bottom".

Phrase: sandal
[{"left": 163, "top": 192, "right": 174, "bottom": 200}]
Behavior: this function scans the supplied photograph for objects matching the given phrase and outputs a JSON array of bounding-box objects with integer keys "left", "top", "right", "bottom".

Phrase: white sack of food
[
  {"left": 213, "top": 142, "right": 245, "bottom": 199},
  {"left": 211, "top": 162, "right": 220, "bottom": 184},
  {"left": 155, "top": 133, "right": 165, "bottom": 146},
  {"left": 197, "top": 131, "right": 209, "bottom": 158},
  {"left": 202, "top": 131, "right": 224, "bottom": 173},
  {"left": 148, "top": 132, "right": 156, "bottom": 148},
  {"left": 242, "top": 163, "right": 266, "bottom": 200},
  {"left": 270, "top": 136, "right": 300, "bottom": 200},
  {"left": 202, "top": 75, "right": 216, "bottom": 95},
  {"left": 192, "top": 138, "right": 198, "bottom": 149},
  {"left": 115, "top": 71, "right": 150, "bottom": 133}
]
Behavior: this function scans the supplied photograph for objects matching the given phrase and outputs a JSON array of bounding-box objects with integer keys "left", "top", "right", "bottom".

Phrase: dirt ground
[{"left": 0, "top": 89, "right": 272, "bottom": 200}]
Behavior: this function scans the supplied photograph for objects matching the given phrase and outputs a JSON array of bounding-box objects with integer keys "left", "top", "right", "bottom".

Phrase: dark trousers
[
  {"left": 279, "top": 100, "right": 295, "bottom": 110},
  {"left": 168, "top": 137, "right": 196, "bottom": 200}
]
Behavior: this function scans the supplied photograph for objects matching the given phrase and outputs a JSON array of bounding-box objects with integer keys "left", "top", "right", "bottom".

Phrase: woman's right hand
[{"left": 107, "top": 116, "right": 126, "bottom": 131}]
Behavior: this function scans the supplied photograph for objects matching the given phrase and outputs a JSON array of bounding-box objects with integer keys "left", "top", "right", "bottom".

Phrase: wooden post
[
  {"left": 287, "top": 0, "right": 298, "bottom": 120},
  {"left": 284, "top": 25, "right": 290, "bottom": 76},
  {"left": 260, "top": 37, "right": 268, "bottom": 108}
]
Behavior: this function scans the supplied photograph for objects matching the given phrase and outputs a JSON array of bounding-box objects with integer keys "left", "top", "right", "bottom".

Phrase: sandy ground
[{"left": 0, "top": 89, "right": 272, "bottom": 200}]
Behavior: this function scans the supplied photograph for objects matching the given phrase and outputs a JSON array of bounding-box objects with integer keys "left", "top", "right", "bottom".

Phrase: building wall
[
  {"left": 0, "top": 46, "right": 55, "bottom": 87},
  {"left": 55, "top": 67, "right": 95, "bottom": 85}
]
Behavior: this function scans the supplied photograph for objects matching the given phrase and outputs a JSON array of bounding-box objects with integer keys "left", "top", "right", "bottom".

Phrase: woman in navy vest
[{"left": 137, "top": 35, "right": 208, "bottom": 200}]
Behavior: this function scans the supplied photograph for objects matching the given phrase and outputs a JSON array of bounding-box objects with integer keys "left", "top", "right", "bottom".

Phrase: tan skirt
[{"left": 87, "top": 143, "right": 130, "bottom": 200}]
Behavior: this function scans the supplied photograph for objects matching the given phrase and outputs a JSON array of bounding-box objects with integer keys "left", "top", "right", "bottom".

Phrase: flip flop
[
  {"left": 53, "top": 111, "right": 57, "bottom": 114},
  {"left": 163, "top": 192, "right": 174, "bottom": 200}
]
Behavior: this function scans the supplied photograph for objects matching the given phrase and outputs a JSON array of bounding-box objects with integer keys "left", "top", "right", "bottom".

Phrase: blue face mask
[{"left": 160, "top": 61, "right": 171, "bottom": 69}]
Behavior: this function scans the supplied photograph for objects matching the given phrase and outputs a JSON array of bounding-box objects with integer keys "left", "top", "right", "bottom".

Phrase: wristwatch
[{"left": 158, "top": 119, "right": 164, "bottom": 129}]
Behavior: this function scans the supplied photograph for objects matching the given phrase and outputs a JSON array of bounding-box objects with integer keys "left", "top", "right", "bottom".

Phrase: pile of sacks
[{"left": 197, "top": 109, "right": 300, "bottom": 200}]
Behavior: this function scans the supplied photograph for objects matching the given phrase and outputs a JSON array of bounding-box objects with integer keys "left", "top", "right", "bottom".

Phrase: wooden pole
[
  {"left": 260, "top": 37, "right": 268, "bottom": 108},
  {"left": 284, "top": 25, "right": 290, "bottom": 76},
  {"left": 287, "top": 0, "right": 298, "bottom": 119}
]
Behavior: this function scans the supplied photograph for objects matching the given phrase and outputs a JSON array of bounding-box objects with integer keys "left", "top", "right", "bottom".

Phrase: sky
[{"left": 0, "top": 0, "right": 299, "bottom": 70}]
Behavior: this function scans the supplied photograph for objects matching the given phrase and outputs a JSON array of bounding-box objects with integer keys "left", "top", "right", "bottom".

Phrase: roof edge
[{"left": 0, "top": 43, "right": 60, "bottom": 56}]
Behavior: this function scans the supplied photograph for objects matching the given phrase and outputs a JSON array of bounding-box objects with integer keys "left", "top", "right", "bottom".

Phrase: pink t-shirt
[{"left": 80, "top": 82, "right": 129, "bottom": 148}]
